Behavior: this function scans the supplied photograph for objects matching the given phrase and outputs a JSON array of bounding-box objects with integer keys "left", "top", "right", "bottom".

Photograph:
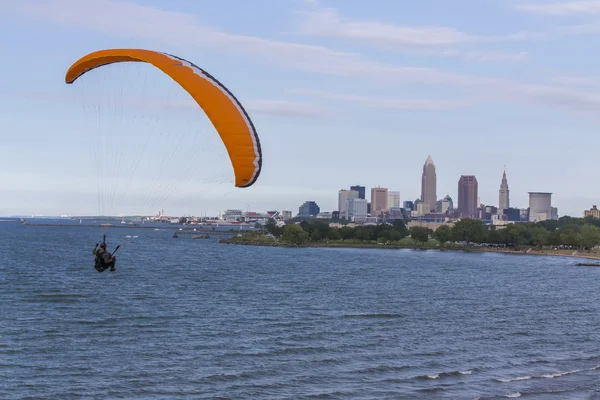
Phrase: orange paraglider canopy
[{"left": 66, "top": 48, "right": 262, "bottom": 188}]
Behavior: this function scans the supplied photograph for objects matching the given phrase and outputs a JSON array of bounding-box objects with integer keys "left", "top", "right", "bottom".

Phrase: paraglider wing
[{"left": 65, "top": 49, "right": 262, "bottom": 188}]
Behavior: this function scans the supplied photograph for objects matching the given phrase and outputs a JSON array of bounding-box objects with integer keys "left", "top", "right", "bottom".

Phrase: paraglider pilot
[{"left": 93, "top": 242, "right": 116, "bottom": 272}]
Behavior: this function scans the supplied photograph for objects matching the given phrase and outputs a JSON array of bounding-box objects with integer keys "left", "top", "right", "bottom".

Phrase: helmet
[{"left": 100, "top": 243, "right": 107, "bottom": 249}]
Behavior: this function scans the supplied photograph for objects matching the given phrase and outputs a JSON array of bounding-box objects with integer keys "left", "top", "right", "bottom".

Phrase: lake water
[{"left": 1, "top": 221, "right": 599, "bottom": 399}]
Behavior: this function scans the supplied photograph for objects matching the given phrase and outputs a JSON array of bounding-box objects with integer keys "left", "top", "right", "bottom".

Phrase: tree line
[{"left": 262, "top": 216, "right": 600, "bottom": 248}]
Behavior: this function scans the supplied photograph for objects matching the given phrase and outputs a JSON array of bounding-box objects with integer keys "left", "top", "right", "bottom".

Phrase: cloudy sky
[{"left": 1, "top": 0, "right": 599, "bottom": 217}]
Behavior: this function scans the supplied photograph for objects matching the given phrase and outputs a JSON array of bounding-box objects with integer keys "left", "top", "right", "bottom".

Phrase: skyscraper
[
  {"left": 528, "top": 192, "right": 553, "bottom": 222},
  {"left": 350, "top": 185, "right": 366, "bottom": 200},
  {"left": 421, "top": 155, "right": 437, "bottom": 213},
  {"left": 370, "top": 187, "right": 388, "bottom": 217},
  {"left": 338, "top": 189, "right": 358, "bottom": 216},
  {"left": 499, "top": 169, "right": 510, "bottom": 211},
  {"left": 387, "top": 191, "right": 400, "bottom": 209},
  {"left": 458, "top": 175, "right": 478, "bottom": 218}
]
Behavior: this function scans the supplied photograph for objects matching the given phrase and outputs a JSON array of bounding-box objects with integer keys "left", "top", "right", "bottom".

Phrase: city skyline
[{"left": 1, "top": 0, "right": 599, "bottom": 217}]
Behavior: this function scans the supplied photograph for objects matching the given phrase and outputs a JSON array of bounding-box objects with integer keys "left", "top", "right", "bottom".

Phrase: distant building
[
  {"left": 528, "top": 192, "right": 554, "bottom": 222},
  {"left": 346, "top": 198, "right": 368, "bottom": 222},
  {"left": 370, "top": 187, "right": 388, "bottom": 217},
  {"left": 421, "top": 155, "right": 437, "bottom": 213},
  {"left": 499, "top": 169, "right": 510, "bottom": 210},
  {"left": 458, "top": 175, "right": 478, "bottom": 218},
  {"left": 316, "top": 212, "right": 332, "bottom": 219},
  {"left": 479, "top": 205, "right": 498, "bottom": 221},
  {"left": 503, "top": 207, "right": 521, "bottom": 222},
  {"left": 437, "top": 195, "right": 453, "bottom": 214},
  {"left": 298, "top": 201, "right": 320, "bottom": 216},
  {"left": 408, "top": 220, "right": 454, "bottom": 232},
  {"left": 387, "top": 191, "right": 400, "bottom": 209},
  {"left": 222, "top": 209, "right": 243, "bottom": 222},
  {"left": 403, "top": 200, "right": 414, "bottom": 211},
  {"left": 338, "top": 189, "right": 359, "bottom": 216},
  {"left": 350, "top": 185, "right": 366, "bottom": 200},
  {"left": 584, "top": 205, "right": 600, "bottom": 218},
  {"left": 281, "top": 210, "right": 292, "bottom": 220}
]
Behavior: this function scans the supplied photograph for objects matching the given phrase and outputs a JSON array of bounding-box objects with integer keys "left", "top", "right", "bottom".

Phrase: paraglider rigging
[{"left": 65, "top": 48, "right": 263, "bottom": 217}]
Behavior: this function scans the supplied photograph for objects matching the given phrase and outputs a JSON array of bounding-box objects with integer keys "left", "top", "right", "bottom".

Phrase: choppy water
[{"left": 1, "top": 221, "right": 600, "bottom": 399}]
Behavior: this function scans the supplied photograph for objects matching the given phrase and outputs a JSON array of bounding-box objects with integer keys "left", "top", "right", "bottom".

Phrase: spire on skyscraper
[{"left": 499, "top": 167, "right": 510, "bottom": 210}]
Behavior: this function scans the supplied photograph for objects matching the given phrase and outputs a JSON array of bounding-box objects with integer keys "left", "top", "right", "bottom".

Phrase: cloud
[
  {"left": 515, "top": 0, "right": 600, "bottom": 15},
  {"left": 245, "top": 100, "right": 331, "bottom": 117},
  {"left": 10, "top": 0, "right": 600, "bottom": 115},
  {"left": 295, "top": 7, "right": 477, "bottom": 46},
  {"left": 13, "top": 89, "right": 329, "bottom": 118},
  {"left": 293, "top": 6, "right": 536, "bottom": 61},
  {"left": 464, "top": 51, "right": 528, "bottom": 63},
  {"left": 289, "top": 88, "right": 479, "bottom": 110}
]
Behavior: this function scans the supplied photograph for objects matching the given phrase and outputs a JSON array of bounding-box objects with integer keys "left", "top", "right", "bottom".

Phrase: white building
[
  {"left": 346, "top": 198, "right": 368, "bottom": 221},
  {"left": 387, "top": 191, "right": 400, "bottom": 209},
  {"left": 222, "top": 209, "right": 243, "bottom": 222},
  {"left": 528, "top": 192, "right": 554, "bottom": 222},
  {"left": 338, "top": 189, "right": 359, "bottom": 216}
]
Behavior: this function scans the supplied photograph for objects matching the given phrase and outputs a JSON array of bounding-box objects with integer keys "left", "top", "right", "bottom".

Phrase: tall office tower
[
  {"left": 338, "top": 189, "right": 358, "bottom": 216},
  {"left": 421, "top": 155, "right": 437, "bottom": 213},
  {"left": 458, "top": 175, "right": 478, "bottom": 218},
  {"left": 370, "top": 187, "right": 388, "bottom": 217},
  {"left": 387, "top": 191, "right": 400, "bottom": 209}
]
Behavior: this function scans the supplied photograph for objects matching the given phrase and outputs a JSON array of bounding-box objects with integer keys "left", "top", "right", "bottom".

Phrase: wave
[
  {"left": 496, "top": 364, "right": 598, "bottom": 383},
  {"left": 342, "top": 313, "right": 405, "bottom": 319},
  {"left": 416, "top": 369, "right": 474, "bottom": 380},
  {"left": 496, "top": 376, "right": 531, "bottom": 383}
]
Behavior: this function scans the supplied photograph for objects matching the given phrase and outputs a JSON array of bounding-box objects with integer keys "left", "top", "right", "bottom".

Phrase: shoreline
[{"left": 219, "top": 239, "right": 600, "bottom": 263}]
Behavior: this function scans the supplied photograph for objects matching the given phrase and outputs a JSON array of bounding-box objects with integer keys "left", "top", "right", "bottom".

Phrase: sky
[{"left": 1, "top": 0, "right": 600, "bottom": 217}]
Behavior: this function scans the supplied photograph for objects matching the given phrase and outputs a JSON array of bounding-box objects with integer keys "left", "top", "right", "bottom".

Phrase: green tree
[
  {"left": 578, "top": 225, "right": 600, "bottom": 248},
  {"left": 264, "top": 220, "right": 283, "bottom": 237},
  {"left": 529, "top": 227, "right": 549, "bottom": 248},
  {"left": 503, "top": 223, "right": 529, "bottom": 246},
  {"left": 410, "top": 226, "right": 430, "bottom": 244},
  {"left": 282, "top": 224, "right": 309, "bottom": 244},
  {"left": 560, "top": 229, "right": 580, "bottom": 247},
  {"left": 310, "top": 229, "right": 323, "bottom": 242},
  {"left": 327, "top": 229, "right": 341, "bottom": 241},
  {"left": 392, "top": 219, "right": 409, "bottom": 238},
  {"left": 487, "top": 228, "right": 503, "bottom": 245},
  {"left": 451, "top": 219, "right": 486, "bottom": 243},
  {"left": 338, "top": 226, "right": 355, "bottom": 240},
  {"left": 432, "top": 225, "right": 452, "bottom": 246}
]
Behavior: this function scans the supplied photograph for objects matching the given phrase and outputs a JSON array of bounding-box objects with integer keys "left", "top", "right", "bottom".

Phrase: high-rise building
[
  {"left": 387, "top": 191, "right": 400, "bottom": 209},
  {"left": 421, "top": 155, "right": 437, "bottom": 213},
  {"left": 338, "top": 189, "right": 358, "bottom": 216},
  {"left": 528, "top": 192, "right": 553, "bottom": 222},
  {"left": 499, "top": 169, "right": 510, "bottom": 210},
  {"left": 298, "top": 201, "right": 320, "bottom": 216},
  {"left": 370, "top": 187, "right": 388, "bottom": 217},
  {"left": 350, "top": 185, "right": 366, "bottom": 200},
  {"left": 346, "top": 198, "right": 368, "bottom": 221},
  {"left": 438, "top": 195, "right": 454, "bottom": 214},
  {"left": 458, "top": 175, "right": 478, "bottom": 218}
]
